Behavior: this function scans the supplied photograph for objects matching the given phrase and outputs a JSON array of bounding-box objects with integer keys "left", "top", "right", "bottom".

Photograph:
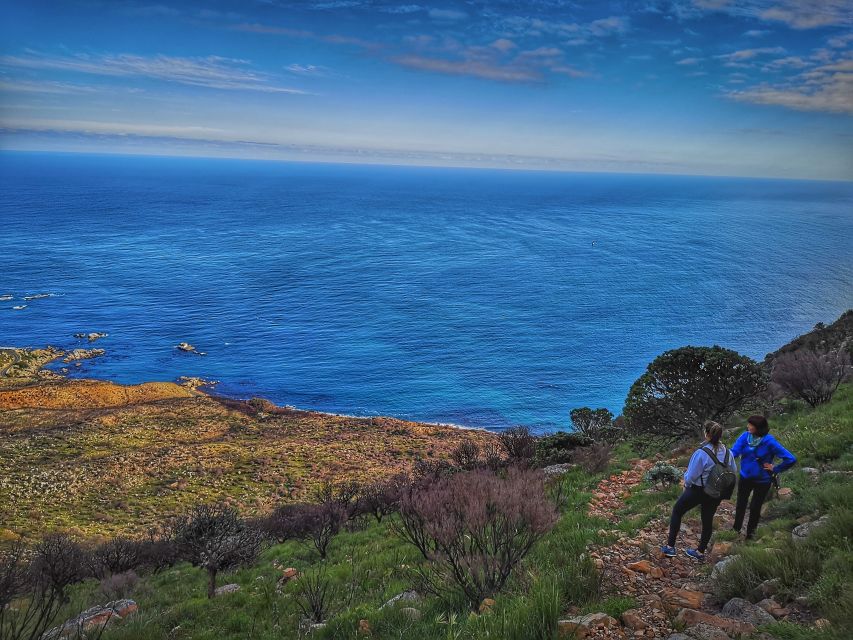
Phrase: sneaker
[
  {"left": 685, "top": 548, "right": 705, "bottom": 562},
  {"left": 660, "top": 545, "right": 677, "bottom": 557}
]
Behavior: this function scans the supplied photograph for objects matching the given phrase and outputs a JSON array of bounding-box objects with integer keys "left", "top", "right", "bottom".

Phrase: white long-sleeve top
[{"left": 684, "top": 442, "right": 737, "bottom": 488}]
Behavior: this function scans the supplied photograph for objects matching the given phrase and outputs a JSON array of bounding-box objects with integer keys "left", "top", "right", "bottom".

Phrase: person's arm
[
  {"left": 730, "top": 433, "right": 746, "bottom": 458},
  {"left": 726, "top": 446, "right": 737, "bottom": 473},
  {"left": 771, "top": 439, "right": 797, "bottom": 474},
  {"left": 683, "top": 450, "right": 704, "bottom": 486}
]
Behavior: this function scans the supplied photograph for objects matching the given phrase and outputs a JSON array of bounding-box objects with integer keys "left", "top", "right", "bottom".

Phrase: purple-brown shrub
[{"left": 395, "top": 467, "right": 557, "bottom": 609}]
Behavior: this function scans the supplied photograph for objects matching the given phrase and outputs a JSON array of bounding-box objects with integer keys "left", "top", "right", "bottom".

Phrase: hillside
[{"left": 0, "top": 348, "right": 495, "bottom": 539}]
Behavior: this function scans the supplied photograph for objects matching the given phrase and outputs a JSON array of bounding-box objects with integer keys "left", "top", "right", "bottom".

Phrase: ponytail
[{"left": 704, "top": 420, "right": 723, "bottom": 447}]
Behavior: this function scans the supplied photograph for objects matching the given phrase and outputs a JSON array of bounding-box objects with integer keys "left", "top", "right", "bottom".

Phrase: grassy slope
[
  {"left": 40, "top": 464, "right": 612, "bottom": 640},
  {"left": 0, "top": 377, "right": 496, "bottom": 539},
  {"left": 22, "top": 387, "right": 853, "bottom": 639}
]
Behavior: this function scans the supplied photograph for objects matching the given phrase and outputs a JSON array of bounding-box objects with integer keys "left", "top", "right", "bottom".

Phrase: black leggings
[
  {"left": 667, "top": 485, "right": 722, "bottom": 552},
  {"left": 733, "top": 478, "right": 772, "bottom": 537}
]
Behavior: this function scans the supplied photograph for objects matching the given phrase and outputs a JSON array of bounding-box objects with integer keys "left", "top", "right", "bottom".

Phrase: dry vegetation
[{"left": 0, "top": 349, "right": 495, "bottom": 539}]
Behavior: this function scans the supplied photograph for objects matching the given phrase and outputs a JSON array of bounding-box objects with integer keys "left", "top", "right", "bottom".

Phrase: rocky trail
[{"left": 558, "top": 461, "right": 816, "bottom": 640}]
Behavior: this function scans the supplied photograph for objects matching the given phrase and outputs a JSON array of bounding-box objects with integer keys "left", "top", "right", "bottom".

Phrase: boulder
[
  {"left": 721, "top": 597, "right": 775, "bottom": 626},
  {"left": 42, "top": 600, "right": 138, "bottom": 639},
  {"left": 214, "top": 583, "right": 241, "bottom": 597},
  {"left": 801, "top": 467, "right": 819, "bottom": 476},
  {"left": 756, "top": 598, "right": 789, "bottom": 619},
  {"left": 685, "top": 623, "right": 732, "bottom": 640},
  {"left": 542, "top": 463, "right": 573, "bottom": 476},
  {"left": 663, "top": 587, "right": 704, "bottom": 611},
  {"left": 621, "top": 609, "right": 646, "bottom": 630},
  {"left": 675, "top": 609, "right": 754, "bottom": 637},
  {"left": 478, "top": 598, "right": 496, "bottom": 614},
  {"left": 62, "top": 348, "right": 105, "bottom": 363},
  {"left": 381, "top": 590, "right": 421, "bottom": 609},
  {"left": 777, "top": 487, "right": 793, "bottom": 500},
  {"left": 557, "top": 613, "right": 617, "bottom": 638},
  {"left": 792, "top": 515, "right": 829, "bottom": 542},
  {"left": 755, "top": 578, "right": 780, "bottom": 598},
  {"left": 711, "top": 556, "right": 738, "bottom": 581}
]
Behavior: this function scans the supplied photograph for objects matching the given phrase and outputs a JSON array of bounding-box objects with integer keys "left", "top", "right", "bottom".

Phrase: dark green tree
[
  {"left": 569, "top": 407, "right": 617, "bottom": 442},
  {"left": 624, "top": 346, "right": 767, "bottom": 442}
]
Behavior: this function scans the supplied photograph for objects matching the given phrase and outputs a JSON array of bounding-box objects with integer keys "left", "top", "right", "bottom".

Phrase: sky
[{"left": 0, "top": 0, "right": 851, "bottom": 180}]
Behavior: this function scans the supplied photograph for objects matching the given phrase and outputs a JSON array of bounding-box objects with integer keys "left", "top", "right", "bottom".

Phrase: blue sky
[{"left": 1, "top": 0, "right": 851, "bottom": 179}]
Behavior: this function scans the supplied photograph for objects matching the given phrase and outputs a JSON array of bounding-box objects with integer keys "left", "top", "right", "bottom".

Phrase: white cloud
[
  {"left": 677, "top": 57, "right": 702, "bottom": 65},
  {"left": 0, "top": 51, "right": 309, "bottom": 94},
  {"left": 727, "top": 56, "right": 853, "bottom": 114}
]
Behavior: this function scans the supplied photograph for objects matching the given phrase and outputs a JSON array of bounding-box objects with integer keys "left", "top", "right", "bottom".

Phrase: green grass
[
  {"left": 712, "top": 384, "right": 853, "bottom": 636},
  {"left": 25, "top": 384, "right": 853, "bottom": 639}
]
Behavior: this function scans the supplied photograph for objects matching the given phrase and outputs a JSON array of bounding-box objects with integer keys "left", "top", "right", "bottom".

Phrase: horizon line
[{"left": 1, "top": 146, "right": 852, "bottom": 184}]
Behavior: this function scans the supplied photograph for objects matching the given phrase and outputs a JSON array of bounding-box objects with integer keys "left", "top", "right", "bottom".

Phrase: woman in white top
[{"left": 661, "top": 421, "right": 737, "bottom": 562}]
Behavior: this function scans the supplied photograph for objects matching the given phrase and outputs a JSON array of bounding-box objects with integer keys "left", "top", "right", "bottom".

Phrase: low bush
[
  {"left": 643, "top": 462, "right": 682, "bottom": 487},
  {"left": 170, "top": 504, "right": 263, "bottom": 598},
  {"left": 499, "top": 426, "right": 536, "bottom": 465},
  {"left": 395, "top": 468, "right": 557, "bottom": 609},
  {"left": 571, "top": 443, "right": 613, "bottom": 474},
  {"left": 535, "top": 431, "right": 594, "bottom": 466},
  {"left": 771, "top": 349, "right": 851, "bottom": 408}
]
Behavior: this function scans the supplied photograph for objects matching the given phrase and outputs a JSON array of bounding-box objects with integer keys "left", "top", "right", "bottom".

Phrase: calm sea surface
[{"left": 2, "top": 152, "right": 851, "bottom": 431}]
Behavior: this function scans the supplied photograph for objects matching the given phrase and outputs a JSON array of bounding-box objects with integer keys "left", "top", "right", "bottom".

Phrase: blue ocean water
[{"left": 1, "top": 152, "right": 851, "bottom": 431}]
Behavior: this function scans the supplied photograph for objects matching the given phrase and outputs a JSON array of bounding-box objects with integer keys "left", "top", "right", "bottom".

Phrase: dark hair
[
  {"left": 704, "top": 420, "right": 723, "bottom": 446},
  {"left": 747, "top": 415, "right": 769, "bottom": 436}
]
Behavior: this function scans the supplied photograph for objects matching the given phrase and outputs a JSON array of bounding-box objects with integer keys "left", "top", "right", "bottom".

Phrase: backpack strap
[{"left": 700, "top": 445, "right": 726, "bottom": 467}]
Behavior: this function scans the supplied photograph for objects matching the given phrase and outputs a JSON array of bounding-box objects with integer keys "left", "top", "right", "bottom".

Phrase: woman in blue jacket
[{"left": 731, "top": 415, "right": 797, "bottom": 539}]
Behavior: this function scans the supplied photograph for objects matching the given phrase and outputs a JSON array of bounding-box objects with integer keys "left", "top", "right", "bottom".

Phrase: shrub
[
  {"left": 571, "top": 443, "right": 613, "bottom": 474},
  {"left": 570, "top": 407, "right": 618, "bottom": 443},
  {"left": 360, "top": 474, "right": 407, "bottom": 523},
  {"left": 29, "top": 534, "right": 91, "bottom": 603},
  {"left": 535, "top": 431, "right": 593, "bottom": 466},
  {"left": 450, "top": 440, "right": 480, "bottom": 469},
  {"left": 0, "top": 542, "right": 64, "bottom": 640},
  {"left": 395, "top": 468, "right": 557, "bottom": 609},
  {"left": 624, "top": 346, "right": 767, "bottom": 442},
  {"left": 772, "top": 349, "right": 851, "bottom": 408},
  {"left": 499, "top": 426, "right": 536, "bottom": 465},
  {"left": 170, "top": 504, "right": 263, "bottom": 599},
  {"left": 89, "top": 537, "right": 143, "bottom": 578},
  {"left": 643, "top": 462, "right": 682, "bottom": 487},
  {"left": 136, "top": 529, "right": 179, "bottom": 573},
  {"left": 294, "top": 565, "right": 333, "bottom": 624},
  {"left": 99, "top": 569, "right": 139, "bottom": 600}
]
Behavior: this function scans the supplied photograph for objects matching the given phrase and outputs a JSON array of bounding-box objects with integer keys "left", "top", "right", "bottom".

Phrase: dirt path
[{"left": 579, "top": 462, "right": 745, "bottom": 639}]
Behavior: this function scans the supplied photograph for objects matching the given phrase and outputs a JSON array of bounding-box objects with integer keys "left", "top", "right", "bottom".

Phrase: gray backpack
[{"left": 700, "top": 446, "right": 736, "bottom": 499}]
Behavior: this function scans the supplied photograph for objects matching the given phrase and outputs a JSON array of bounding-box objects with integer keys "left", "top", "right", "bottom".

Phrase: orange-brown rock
[
  {"left": 675, "top": 608, "right": 755, "bottom": 636},
  {"left": 621, "top": 609, "right": 646, "bottom": 630},
  {"left": 663, "top": 587, "right": 704, "bottom": 611},
  {"left": 478, "top": 598, "right": 496, "bottom": 614}
]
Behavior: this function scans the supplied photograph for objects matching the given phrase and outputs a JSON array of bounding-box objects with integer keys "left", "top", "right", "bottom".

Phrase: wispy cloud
[
  {"left": 681, "top": 0, "right": 853, "bottom": 29},
  {"left": 727, "top": 56, "right": 853, "bottom": 114},
  {"left": 0, "top": 51, "right": 309, "bottom": 94},
  {"left": 232, "top": 22, "right": 379, "bottom": 50},
  {"left": 391, "top": 55, "right": 542, "bottom": 82},
  {"left": 676, "top": 57, "right": 702, "bottom": 65}
]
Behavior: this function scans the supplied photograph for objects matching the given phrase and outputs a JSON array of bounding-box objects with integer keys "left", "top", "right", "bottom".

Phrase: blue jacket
[{"left": 731, "top": 432, "right": 797, "bottom": 483}]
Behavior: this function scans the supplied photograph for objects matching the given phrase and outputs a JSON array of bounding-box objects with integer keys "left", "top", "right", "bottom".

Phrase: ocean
[{"left": 2, "top": 151, "right": 851, "bottom": 431}]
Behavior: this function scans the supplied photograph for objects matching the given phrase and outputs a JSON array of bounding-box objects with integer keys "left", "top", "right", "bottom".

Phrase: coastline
[{"left": 0, "top": 344, "right": 492, "bottom": 433}]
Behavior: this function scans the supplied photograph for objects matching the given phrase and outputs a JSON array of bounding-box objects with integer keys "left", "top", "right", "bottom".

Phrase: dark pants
[
  {"left": 733, "top": 478, "right": 772, "bottom": 538},
  {"left": 667, "top": 485, "right": 722, "bottom": 552}
]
